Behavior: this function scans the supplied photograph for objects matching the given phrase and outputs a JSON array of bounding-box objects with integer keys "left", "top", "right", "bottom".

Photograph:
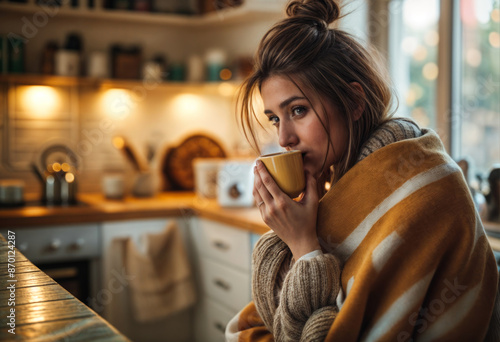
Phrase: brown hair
[{"left": 238, "top": 0, "right": 395, "bottom": 184}]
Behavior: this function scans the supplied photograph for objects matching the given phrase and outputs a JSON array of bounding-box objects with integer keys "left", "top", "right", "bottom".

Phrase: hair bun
[{"left": 286, "top": 0, "right": 340, "bottom": 26}]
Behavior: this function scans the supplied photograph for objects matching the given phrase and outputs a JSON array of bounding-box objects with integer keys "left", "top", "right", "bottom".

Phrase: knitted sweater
[{"left": 226, "top": 119, "right": 499, "bottom": 341}]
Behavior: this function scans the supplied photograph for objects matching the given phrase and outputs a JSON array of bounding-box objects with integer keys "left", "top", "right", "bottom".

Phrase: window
[
  {"left": 388, "top": 0, "right": 500, "bottom": 180},
  {"left": 459, "top": 0, "right": 500, "bottom": 180},
  {"left": 389, "top": 0, "right": 440, "bottom": 128}
]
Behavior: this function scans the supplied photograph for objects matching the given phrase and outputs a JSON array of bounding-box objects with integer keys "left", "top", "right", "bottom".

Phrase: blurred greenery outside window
[{"left": 389, "top": 0, "right": 500, "bottom": 185}]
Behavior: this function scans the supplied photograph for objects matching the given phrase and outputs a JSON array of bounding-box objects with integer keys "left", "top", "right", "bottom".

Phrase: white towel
[{"left": 124, "top": 221, "right": 196, "bottom": 322}]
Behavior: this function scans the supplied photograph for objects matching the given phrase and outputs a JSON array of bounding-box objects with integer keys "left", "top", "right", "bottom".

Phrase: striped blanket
[{"left": 227, "top": 128, "right": 498, "bottom": 341}]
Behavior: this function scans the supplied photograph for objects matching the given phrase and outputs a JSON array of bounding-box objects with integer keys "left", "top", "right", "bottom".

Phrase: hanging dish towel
[{"left": 124, "top": 221, "right": 196, "bottom": 322}]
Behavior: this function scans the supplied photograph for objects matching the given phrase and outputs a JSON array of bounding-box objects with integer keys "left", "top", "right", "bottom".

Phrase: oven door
[
  {"left": 1, "top": 224, "right": 101, "bottom": 309},
  {"left": 37, "top": 260, "right": 92, "bottom": 305}
]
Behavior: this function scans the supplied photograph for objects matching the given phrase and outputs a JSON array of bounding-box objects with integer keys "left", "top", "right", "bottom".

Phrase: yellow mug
[{"left": 257, "top": 150, "right": 305, "bottom": 198}]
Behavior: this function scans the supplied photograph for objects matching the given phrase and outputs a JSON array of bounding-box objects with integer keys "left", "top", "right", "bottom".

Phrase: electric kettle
[{"left": 31, "top": 144, "right": 79, "bottom": 205}]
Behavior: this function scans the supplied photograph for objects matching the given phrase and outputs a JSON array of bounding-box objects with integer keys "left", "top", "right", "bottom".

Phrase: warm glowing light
[
  {"left": 172, "top": 94, "right": 202, "bottom": 117},
  {"left": 112, "top": 136, "right": 125, "bottom": 149},
  {"left": 411, "top": 107, "right": 430, "bottom": 127},
  {"left": 413, "top": 46, "right": 428, "bottom": 61},
  {"left": 424, "top": 30, "right": 439, "bottom": 46},
  {"left": 403, "top": 0, "right": 439, "bottom": 30},
  {"left": 101, "top": 89, "right": 133, "bottom": 119},
  {"left": 402, "top": 37, "right": 419, "bottom": 55},
  {"left": 489, "top": 31, "right": 500, "bottom": 48},
  {"left": 466, "top": 48, "right": 482, "bottom": 67},
  {"left": 65, "top": 173, "right": 75, "bottom": 183},
  {"left": 61, "top": 163, "right": 71, "bottom": 172},
  {"left": 52, "top": 162, "right": 61, "bottom": 172},
  {"left": 406, "top": 90, "right": 416, "bottom": 107},
  {"left": 20, "top": 86, "right": 60, "bottom": 118},
  {"left": 422, "top": 62, "right": 438, "bottom": 80},
  {"left": 218, "top": 83, "right": 234, "bottom": 97},
  {"left": 492, "top": 9, "right": 500, "bottom": 23},
  {"left": 406, "top": 84, "right": 424, "bottom": 107}
]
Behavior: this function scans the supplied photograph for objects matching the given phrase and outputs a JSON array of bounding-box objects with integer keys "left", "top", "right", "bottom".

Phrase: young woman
[{"left": 226, "top": 0, "right": 499, "bottom": 341}]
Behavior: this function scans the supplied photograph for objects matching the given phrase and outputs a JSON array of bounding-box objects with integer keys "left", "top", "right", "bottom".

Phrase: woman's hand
[{"left": 253, "top": 160, "right": 321, "bottom": 260}]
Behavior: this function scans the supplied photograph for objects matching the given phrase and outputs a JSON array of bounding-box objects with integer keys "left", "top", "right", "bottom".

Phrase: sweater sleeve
[
  {"left": 273, "top": 253, "right": 341, "bottom": 342},
  {"left": 251, "top": 231, "right": 341, "bottom": 342}
]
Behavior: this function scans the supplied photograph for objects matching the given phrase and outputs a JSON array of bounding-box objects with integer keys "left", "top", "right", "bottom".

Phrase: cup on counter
[
  {"left": 257, "top": 150, "right": 305, "bottom": 199},
  {"left": 102, "top": 174, "right": 125, "bottom": 199}
]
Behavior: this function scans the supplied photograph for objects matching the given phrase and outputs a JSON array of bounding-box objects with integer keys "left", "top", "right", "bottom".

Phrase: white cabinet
[
  {"left": 190, "top": 217, "right": 254, "bottom": 342},
  {"left": 100, "top": 217, "right": 194, "bottom": 342}
]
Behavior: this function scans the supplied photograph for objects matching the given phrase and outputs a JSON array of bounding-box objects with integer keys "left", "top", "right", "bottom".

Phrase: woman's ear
[{"left": 350, "top": 82, "right": 365, "bottom": 121}]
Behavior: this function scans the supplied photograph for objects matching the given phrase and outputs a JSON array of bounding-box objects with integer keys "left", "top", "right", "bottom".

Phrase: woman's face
[{"left": 260, "top": 75, "right": 347, "bottom": 179}]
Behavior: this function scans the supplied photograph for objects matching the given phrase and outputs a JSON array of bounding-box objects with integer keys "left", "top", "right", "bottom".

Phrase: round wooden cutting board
[{"left": 161, "top": 134, "right": 227, "bottom": 190}]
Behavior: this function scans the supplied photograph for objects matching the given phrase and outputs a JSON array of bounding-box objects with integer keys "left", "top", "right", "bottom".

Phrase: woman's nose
[{"left": 278, "top": 123, "right": 298, "bottom": 149}]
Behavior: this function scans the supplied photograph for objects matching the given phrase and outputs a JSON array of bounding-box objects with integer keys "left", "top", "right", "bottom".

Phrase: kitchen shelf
[
  {"left": 0, "top": 1, "right": 285, "bottom": 27},
  {"left": 0, "top": 73, "right": 241, "bottom": 93}
]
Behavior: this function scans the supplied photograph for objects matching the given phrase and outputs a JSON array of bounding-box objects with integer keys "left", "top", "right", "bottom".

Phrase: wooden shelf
[
  {"left": 0, "top": 73, "right": 241, "bottom": 93},
  {"left": 0, "top": 1, "right": 285, "bottom": 27}
]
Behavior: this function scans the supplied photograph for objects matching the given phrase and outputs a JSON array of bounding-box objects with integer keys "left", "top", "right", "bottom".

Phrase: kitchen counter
[
  {"left": 0, "top": 233, "right": 130, "bottom": 341},
  {"left": 0, "top": 192, "right": 269, "bottom": 235}
]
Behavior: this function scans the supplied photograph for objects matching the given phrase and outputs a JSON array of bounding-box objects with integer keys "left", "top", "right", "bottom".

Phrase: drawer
[
  {"left": 205, "top": 298, "right": 236, "bottom": 342},
  {"left": 191, "top": 218, "right": 251, "bottom": 271},
  {"left": 199, "top": 257, "right": 251, "bottom": 312},
  {"left": 200, "top": 297, "right": 237, "bottom": 342}
]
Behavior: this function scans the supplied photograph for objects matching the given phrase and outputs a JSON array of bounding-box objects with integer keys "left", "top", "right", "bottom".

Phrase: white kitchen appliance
[
  {"left": 193, "top": 158, "right": 225, "bottom": 199},
  {"left": 217, "top": 160, "right": 255, "bottom": 207}
]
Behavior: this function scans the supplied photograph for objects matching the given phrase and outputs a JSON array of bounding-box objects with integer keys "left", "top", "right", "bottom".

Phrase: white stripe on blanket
[
  {"left": 225, "top": 310, "right": 241, "bottom": 342},
  {"left": 335, "top": 162, "right": 460, "bottom": 262},
  {"left": 418, "top": 282, "right": 482, "bottom": 342},
  {"left": 371, "top": 231, "right": 404, "bottom": 273},
  {"left": 362, "top": 271, "right": 435, "bottom": 342}
]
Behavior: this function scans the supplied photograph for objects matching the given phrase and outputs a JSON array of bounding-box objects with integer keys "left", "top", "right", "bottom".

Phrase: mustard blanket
[{"left": 226, "top": 129, "right": 499, "bottom": 341}]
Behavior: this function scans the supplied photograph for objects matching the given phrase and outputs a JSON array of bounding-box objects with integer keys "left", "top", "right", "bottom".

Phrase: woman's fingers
[
  {"left": 255, "top": 160, "right": 287, "bottom": 201},
  {"left": 253, "top": 165, "right": 273, "bottom": 206}
]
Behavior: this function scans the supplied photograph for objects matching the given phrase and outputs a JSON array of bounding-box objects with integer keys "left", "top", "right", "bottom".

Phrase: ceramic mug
[
  {"left": 102, "top": 174, "right": 125, "bottom": 199},
  {"left": 257, "top": 150, "right": 305, "bottom": 198}
]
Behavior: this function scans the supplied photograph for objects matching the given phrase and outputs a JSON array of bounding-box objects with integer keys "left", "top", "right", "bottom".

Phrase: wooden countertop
[
  {"left": 0, "top": 234, "right": 130, "bottom": 341},
  {"left": 0, "top": 192, "right": 270, "bottom": 235}
]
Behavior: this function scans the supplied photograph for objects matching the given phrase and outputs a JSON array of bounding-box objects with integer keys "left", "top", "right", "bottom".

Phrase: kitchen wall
[{"left": 0, "top": 10, "right": 284, "bottom": 194}]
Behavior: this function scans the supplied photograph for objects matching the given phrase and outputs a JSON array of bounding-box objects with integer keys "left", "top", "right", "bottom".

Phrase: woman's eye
[
  {"left": 268, "top": 115, "right": 279, "bottom": 126},
  {"left": 292, "top": 106, "right": 307, "bottom": 116}
]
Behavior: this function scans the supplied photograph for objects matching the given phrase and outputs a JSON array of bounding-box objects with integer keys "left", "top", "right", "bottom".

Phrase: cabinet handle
[
  {"left": 214, "top": 278, "right": 231, "bottom": 291},
  {"left": 213, "top": 240, "right": 229, "bottom": 251},
  {"left": 214, "top": 321, "right": 226, "bottom": 333}
]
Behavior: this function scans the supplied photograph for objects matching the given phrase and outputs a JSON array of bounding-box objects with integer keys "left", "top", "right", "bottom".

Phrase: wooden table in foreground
[{"left": 0, "top": 234, "right": 129, "bottom": 341}]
